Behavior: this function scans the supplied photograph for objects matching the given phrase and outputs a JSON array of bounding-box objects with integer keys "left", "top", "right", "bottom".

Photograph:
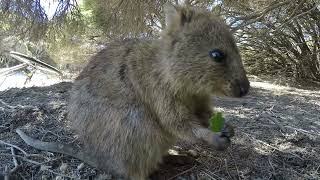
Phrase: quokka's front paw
[
  {"left": 221, "top": 121, "right": 235, "bottom": 138},
  {"left": 205, "top": 121, "right": 235, "bottom": 151},
  {"left": 206, "top": 133, "right": 231, "bottom": 151}
]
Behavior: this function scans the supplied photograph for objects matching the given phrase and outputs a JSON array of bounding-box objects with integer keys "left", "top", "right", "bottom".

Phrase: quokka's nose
[
  {"left": 240, "top": 85, "right": 249, "bottom": 96},
  {"left": 237, "top": 78, "right": 250, "bottom": 97}
]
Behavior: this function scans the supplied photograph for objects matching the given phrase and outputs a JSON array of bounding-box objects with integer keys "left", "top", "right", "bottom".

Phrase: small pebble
[
  {"left": 55, "top": 176, "right": 63, "bottom": 180},
  {"left": 41, "top": 175, "right": 49, "bottom": 180},
  {"left": 40, "top": 165, "right": 51, "bottom": 171},
  {"left": 59, "top": 162, "right": 68, "bottom": 173},
  {"left": 77, "top": 162, "right": 85, "bottom": 170},
  {"left": 188, "top": 149, "right": 198, "bottom": 157},
  {"left": 168, "top": 149, "right": 179, "bottom": 155}
]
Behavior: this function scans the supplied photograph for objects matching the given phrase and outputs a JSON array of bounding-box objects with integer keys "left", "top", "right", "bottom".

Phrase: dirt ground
[{"left": 0, "top": 76, "right": 319, "bottom": 180}]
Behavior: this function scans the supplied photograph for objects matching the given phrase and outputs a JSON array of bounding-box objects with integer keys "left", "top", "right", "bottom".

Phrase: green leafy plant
[{"left": 209, "top": 112, "right": 225, "bottom": 132}]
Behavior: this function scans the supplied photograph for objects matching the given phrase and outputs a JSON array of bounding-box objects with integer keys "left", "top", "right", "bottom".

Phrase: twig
[
  {"left": 230, "top": 1, "right": 291, "bottom": 31},
  {"left": 9, "top": 147, "right": 20, "bottom": 173},
  {"left": 0, "top": 100, "right": 16, "bottom": 109},
  {"left": 34, "top": 127, "right": 63, "bottom": 141},
  {"left": 0, "top": 149, "right": 21, "bottom": 180},
  {"left": 272, "top": 5, "right": 317, "bottom": 32},
  {"left": 0, "top": 140, "right": 28, "bottom": 156},
  {"left": 0, "top": 154, "right": 74, "bottom": 179},
  {"left": 25, "top": 153, "right": 50, "bottom": 160},
  {"left": 266, "top": 117, "right": 286, "bottom": 133},
  {"left": 4, "top": 166, "right": 9, "bottom": 180},
  {"left": 201, "top": 170, "right": 218, "bottom": 180},
  {"left": 284, "top": 125, "right": 320, "bottom": 137},
  {"left": 224, "top": 159, "right": 232, "bottom": 180},
  {"left": 168, "top": 166, "right": 196, "bottom": 180},
  {"left": 268, "top": 157, "right": 275, "bottom": 175},
  {"left": 0, "top": 75, "right": 8, "bottom": 88},
  {"left": 243, "top": 133, "right": 303, "bottom": 160},
  {"left": 0, "top": 153, "right": 41, "bottom": 165},
  {"left": 31, "top": 157, "right": 63, "bottom": 169},
  {"left": 0, "top": 63, "right": 28, "bottom": 77},
  {"left": 229, "top": 152, "right": 240, "bottom": 180},
  {"left": 45, "top": 169, "right": 75, "bottom": 179}
]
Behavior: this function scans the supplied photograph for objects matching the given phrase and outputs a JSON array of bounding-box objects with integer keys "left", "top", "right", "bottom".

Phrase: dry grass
[{"left": 0, "top": 77, "right": 319, "bottom": 179}]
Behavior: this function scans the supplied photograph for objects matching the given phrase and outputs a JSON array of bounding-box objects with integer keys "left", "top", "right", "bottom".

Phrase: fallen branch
[
  {"left": 0, "top": 63, "right": 28, "bottom": 76},
  {"left": 9, "top": 51, "right": 63, "bottom": 76},
  {"left": 0, "top": 140, "right": 28, "bottom": 156},
  {"left": 0, "top": 153, "right": 41, "bottom": 165}
]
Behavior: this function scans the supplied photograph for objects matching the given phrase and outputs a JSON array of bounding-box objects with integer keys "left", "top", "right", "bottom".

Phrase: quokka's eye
[{"left": 209, "top": 49, "right": 225, "bottom": 62}]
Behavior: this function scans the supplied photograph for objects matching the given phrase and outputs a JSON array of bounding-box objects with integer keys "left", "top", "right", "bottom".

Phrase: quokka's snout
[{"left": 233, "top": 77, "right": 250, "bottom": 97}]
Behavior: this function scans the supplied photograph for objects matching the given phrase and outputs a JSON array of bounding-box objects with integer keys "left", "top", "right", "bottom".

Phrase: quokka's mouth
[
  {"left": 211, "top": 88, "right": 244, "bottom": 98},
  {"left": 209, "top": 81, "right": 249, "bottom": 98},
  {"left": 210, "top": 89, "right": 230, "bottom": 97},
  {"left": 231, "top": 82, "right": 250, "bottom": 97}
]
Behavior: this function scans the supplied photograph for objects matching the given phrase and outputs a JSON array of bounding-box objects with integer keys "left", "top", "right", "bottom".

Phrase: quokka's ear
[{"left": 164, "top": 3, "right": 194, "bottom": 28}]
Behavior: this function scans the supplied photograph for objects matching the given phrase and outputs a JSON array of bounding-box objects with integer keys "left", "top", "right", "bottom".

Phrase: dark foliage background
[{"left": 0, "top": 0, "right": 319, "bottom": 84}]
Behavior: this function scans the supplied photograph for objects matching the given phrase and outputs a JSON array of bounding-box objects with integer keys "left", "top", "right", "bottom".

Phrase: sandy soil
[{"left": 0, "top": 77, "right": 319, "bottom": 180}]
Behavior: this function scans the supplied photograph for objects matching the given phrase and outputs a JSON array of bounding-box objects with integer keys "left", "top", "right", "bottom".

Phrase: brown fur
[{"left": 67, "top": 4, "right": 250, "bottom": 180}]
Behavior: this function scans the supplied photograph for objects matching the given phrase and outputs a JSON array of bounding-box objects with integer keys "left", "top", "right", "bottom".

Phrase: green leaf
[{"left": 209, "top": 112, "right": 225, "bottom": 132}]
